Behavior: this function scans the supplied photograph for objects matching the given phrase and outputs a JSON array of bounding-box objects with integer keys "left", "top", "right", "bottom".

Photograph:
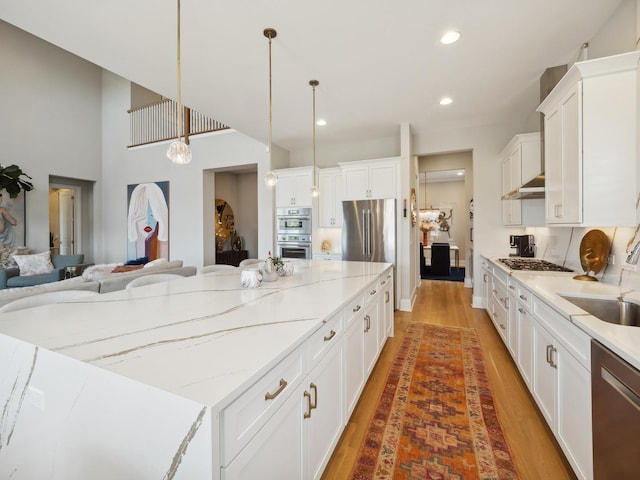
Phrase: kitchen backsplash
[{"left": 525, "top": 225, "right": 640, "bottom": 290}]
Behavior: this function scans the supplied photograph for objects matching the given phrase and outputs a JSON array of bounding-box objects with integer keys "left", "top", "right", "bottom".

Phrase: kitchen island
[{"left": 0, "top": 260, "right": 394, "bottom": 479}]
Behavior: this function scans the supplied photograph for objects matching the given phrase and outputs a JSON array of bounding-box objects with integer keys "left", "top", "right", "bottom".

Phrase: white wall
[
  {"left": 100, "top": 71, "right": 273, "bottom": 268},
  {"left": 0, "top": 20, "right": 103, "bottom": 257}
]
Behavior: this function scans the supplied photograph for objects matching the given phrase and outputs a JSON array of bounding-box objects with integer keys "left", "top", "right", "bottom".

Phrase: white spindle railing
[{"left": 127, "top": 99, "right": 228, "bottom": 148}]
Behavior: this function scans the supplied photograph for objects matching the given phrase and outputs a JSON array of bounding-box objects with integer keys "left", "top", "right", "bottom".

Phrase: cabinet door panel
[
  {"left": 369, "top": 164, "right": 396, "bottom": 198},
  {"left": 306, "top": 344, "right": 344, "bottom": 480},
  {"left": 344, "top": 314, "right": 365, "bottom": 416},
  {"left": 532, "top": 322, "right": 556, "bottom": 429},
  {"left": 557, "top": 347, "right": 592, "bottom": 480},
  {"left": 342, "top": 167, "right": 369, "bottom": 200},
  {"left": 559, "top": 85, "right": 581, "bottom": 223},
  {"left": 222, "top": 382, "right": 304, "bottom": 480}
]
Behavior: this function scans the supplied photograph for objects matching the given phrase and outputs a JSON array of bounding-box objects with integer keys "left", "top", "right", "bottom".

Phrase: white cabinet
[
  {"left": 363, "top": 290, "right": 380, "bottom": 375},
  {"left": 318, "top": 168, "right": 343, "bottom": 227},
  {"left": 222, "top": 267, "right": 394, "bottom": 480},
  {"left": 344, "top": 306, "right": 365, "bottom": 416},
  {"left": 275, "top": 167, "right": 314, "bottom": 207},
  {"left": 304, "top": 338, "right": 344, "bottom": 480},
  {"left": 380, "top": 272, "right": 394, "bottom": 339},
  {"left": 489, "top": 267, "right": 509, "bottom": 343},
  {"left": 482, "top": 258, "right": 592, "bottom": 480},
  {"left": 222, "top": 381, "right": 305, "bottom": 479},
  {"left": 339, "top": 158, "right": 399, "bottom": 201},
  {"left": 538, "top": 51, "right": 640, "bottom": 226},
  {"left": 531, "top": 297, "right": 592, "bottom": 480},
  {"left": 500, "top": 133, "right": 544, "bottom": 226}
]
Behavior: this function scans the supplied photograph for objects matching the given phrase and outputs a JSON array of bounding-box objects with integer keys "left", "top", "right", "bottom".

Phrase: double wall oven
[{"left": 277, "top": 207, "right": 312, "bottom": 259}]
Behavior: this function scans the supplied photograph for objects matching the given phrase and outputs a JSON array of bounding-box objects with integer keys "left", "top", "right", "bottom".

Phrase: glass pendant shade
[
  {"left": 264, "top": 170, "right": 278, "bottom": 186},
  {"left": 310, "top": 184, "right": 319, "bottom": 197},
  {"left": 167, "top": 140, "right": 192, "bottom": 164}
]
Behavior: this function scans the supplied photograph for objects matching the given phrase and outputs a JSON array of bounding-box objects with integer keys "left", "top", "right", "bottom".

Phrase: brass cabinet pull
[
  {"left": 304, "top": 390, "right": 312, "bottom": 418},
  {"left": 518, "top": 307, "right": 525, "bottom": 314},
  {"left": 500, "top": 323, "right": 506, "bottom": 330},
  {"left": 370, "top": 289, "right": 377, "bottom": 296},
  {"left": 385, "top": 291, "right": 390, "bottom": 303},
  {"left": 380, "top": 279, "right": 386, "bottom": 285},
  {"left": 323, "top": 330, "right": 336, "bottom": 342},
  {"left": 519, "top": 294, "right": 527, "bottom": 301},
  {"left": 508, "top": 284, "right": 515, "bottom": 290},
  {"left": 264, "top": 378, "right": 287, "bottom": 400},
  {"left": 364, "top": 314, "right": 371, "bottom": 333},
  {"left": 310, "top": 383, "right": 318, "bottom": 409},
  {"left": 353, "top": 304, "right": 361, "bottom": 312}
]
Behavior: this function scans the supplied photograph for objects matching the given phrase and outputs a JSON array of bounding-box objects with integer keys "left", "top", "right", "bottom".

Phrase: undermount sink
[{"left": 561, "top": 295, "right": 640, "bottom": 326}]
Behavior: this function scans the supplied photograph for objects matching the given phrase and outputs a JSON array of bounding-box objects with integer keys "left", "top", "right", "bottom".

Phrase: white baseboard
[{"left": 471, "top": 295, "right": 486, "bottom": 309}]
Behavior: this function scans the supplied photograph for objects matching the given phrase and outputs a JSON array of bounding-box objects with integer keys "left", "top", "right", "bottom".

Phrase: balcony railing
[{"left": 127, "top": 99, "right": 229, "bottom": 148}]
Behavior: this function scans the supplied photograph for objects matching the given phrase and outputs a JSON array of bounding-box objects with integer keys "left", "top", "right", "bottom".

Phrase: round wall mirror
[{"left": 215, "top": 199, "right": 235, "bottom": 250}]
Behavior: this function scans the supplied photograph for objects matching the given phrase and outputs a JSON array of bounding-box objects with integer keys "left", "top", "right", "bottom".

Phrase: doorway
[
  {"left": 49, "top": 176, "right": 95, "bottom": 262},
  {"left": 202, "top": 166, "right": 258, "bottom": 266},
  {"left": 418, "top": 151, "right": 473, "bottom": 286}
]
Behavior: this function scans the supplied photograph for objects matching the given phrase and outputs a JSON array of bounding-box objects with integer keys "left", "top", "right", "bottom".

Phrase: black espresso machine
[{"left": 509, "top": 234, "right": 535, "bottom": 257}]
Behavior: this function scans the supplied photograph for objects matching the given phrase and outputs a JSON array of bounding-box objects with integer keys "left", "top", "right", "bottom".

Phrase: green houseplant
[{"left": 0, "top": 164, "right": 34, "bottom": 198}]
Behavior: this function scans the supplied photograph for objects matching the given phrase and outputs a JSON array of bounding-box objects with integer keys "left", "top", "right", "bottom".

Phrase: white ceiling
[{"left": 0, "top": 0, "right": 625, "bottom": 152}]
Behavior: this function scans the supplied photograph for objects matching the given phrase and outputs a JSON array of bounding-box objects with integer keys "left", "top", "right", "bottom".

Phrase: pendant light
[
  {"left": 263, "top": 28, "right": 278, "bottom": 187},
  {"left": 166, "top": 0, "right": 192, "bottom": 164},
  {"left": 309, "top": 79, "right": 319, "bottom": 197}
]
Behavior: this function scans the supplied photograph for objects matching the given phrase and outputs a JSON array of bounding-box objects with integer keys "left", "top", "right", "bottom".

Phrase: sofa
[
  {"left": 0, "top": 254, "right": 89, "bottom": 290},
  {"left": 0, "top": 259, "right": 197, "bottom": 309}
]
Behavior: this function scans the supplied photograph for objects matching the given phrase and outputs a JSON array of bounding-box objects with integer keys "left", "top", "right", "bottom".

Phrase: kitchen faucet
[{"left": 626, "top": 240, "right": 640, "bottom": 265}]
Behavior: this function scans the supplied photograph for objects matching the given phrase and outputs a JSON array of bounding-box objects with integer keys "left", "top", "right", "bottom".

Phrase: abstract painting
[{"left": 127, "top": 181, "right": 169, "bottom": 261}]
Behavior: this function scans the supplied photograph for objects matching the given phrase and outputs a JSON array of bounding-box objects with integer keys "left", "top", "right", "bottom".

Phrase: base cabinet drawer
[
  {"left": 221, "top": 347, "right": 305, "bottom": 465},
  {"left": 222, "top": 380, "right": 305, "bottom": 479}
]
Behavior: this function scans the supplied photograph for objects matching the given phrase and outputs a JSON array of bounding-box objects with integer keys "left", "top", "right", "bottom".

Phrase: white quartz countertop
[
  {"left": 487, "top": 257, "right": 640, "bottom": 370},
  {"left": 0, "top": 260, "right": 391, "bottom": 409}
]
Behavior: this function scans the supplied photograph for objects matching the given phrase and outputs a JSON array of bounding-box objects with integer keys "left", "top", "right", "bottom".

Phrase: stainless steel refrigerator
[{"left": 342, "top": 199, "right": 396, "bottom": 264}]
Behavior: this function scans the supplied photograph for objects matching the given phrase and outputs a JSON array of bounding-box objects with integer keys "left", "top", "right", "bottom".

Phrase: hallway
[{"left": 322, "top": 280, "right": 576, "bottom": 479}]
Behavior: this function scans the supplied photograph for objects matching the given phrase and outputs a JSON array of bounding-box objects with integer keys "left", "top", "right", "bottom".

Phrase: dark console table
[{"left": 216, "top": 250, "right": 248, "bottom": 267}]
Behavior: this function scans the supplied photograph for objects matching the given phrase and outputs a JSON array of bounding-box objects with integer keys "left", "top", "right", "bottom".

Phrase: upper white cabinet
[
  {"left": 318, "top": 168, "right": 343, "bottom": 227},
  {"left": 275, "top": 166, "right": 314, "bottom": 207},
  {"left": 339, "top": 157, "right": 399, "bottom": 201},
  {"left": 501, "top": 133, "right": 544, "bottom": 226},
  {"left": 537, "top": 51, "right": 640, "bottom": 226}
]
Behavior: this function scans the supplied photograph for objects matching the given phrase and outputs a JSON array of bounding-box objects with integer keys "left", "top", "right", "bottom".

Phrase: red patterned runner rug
[{"left": 350, "top": 322, "right": 520, "bottom": 480}]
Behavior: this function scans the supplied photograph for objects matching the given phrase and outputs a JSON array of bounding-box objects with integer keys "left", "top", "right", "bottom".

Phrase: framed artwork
[
  {"left": 127, "top": 181, "right": 170, "bottom": 261},
  {"left": 0, "top": 190, "right": 26, "bottom": 247}
]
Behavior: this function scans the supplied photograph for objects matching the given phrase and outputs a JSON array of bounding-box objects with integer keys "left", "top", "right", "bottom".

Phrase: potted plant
[{"left": 0, "top": 164, "right": 34, "bottom": 198}]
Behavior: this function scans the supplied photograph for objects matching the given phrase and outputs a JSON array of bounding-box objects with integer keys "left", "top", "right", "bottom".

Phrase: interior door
[{"left": 59, "top": 189, "right": 75, "bottom": 254}]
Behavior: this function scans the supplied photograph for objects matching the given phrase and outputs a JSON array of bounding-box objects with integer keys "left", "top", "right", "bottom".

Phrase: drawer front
[
  {"left": 492, "top": 265, "right": 508, "bottom": 287},
  {"left": 364, "top": 280, "right": 380, "bottom": 306},
  {"left": 532, "top": 296, "right": 591, "bottom": 370},
  {"left": 308, "top": 311, "right": 344, "bottom": 366},
  {"left": 221, "top": 347, "right": 306, "bottom": 465},
  {"left": 345, "top": 293, "right": 365, "bottom": 326},
  {"left": 516, "top": 284, "right": 533, "bottom": 312}
]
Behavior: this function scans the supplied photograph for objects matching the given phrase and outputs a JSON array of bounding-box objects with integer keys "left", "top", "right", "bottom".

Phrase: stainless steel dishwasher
[{"left": 591, "top": 339, "right": 640, "bottom": 479}]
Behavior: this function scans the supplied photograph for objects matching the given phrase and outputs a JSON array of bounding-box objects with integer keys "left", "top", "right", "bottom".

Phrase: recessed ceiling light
[
  {"left": 439, "top": 97, "right": 453, "bottom": 105},
  {"left": 440, "top": 31, "right": 461, "bottom": 45},
  {"left": 316, "top": 119, "right": 327, "bottom": 126}
]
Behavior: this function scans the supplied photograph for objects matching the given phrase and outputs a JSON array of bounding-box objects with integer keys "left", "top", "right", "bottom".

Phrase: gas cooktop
[{"left": 498, "top": 258, "right": 573, "bottom": 272}]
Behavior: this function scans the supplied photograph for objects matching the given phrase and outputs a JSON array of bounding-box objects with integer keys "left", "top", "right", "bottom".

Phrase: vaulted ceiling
[{"left": 0, "top": 0, "right": 626, "bottom": 152}]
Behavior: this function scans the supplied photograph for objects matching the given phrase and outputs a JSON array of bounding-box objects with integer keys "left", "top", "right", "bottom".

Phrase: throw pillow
[
  {"left": 143, "top": 258, "right": 168, "bottom": 269},
  {"left": 13, "top": 251, "right": 55, "bottom": 276}
]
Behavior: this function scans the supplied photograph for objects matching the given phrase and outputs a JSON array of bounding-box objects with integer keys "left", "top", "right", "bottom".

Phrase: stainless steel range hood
[
  {"left": 502, "top": 65, "right": 567, "bottom": 201},
  {"left": 501, "top": 174, "right": 545, "bottom": 199}
]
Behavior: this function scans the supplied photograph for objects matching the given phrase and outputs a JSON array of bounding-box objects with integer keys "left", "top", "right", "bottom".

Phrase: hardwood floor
[{"left": 321, "top": 279, "right": 577, "bottom": 480}]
